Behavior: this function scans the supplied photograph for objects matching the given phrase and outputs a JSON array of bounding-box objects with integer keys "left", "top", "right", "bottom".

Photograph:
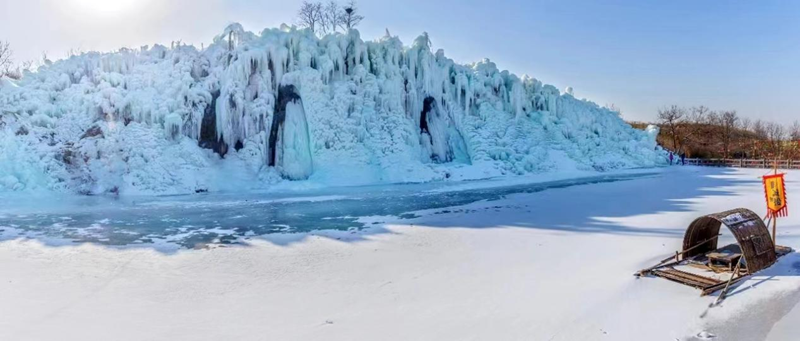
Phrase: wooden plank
[
  {"left": 652, "top": 268, "right": 723, "bottom": 289},
  {"left": 635, "top": 234, "right": 722, "bottom": 277},
  {"left": 701, "top": 275, "right": 749, "bottom": 296},
  {"left": 714, "top": 258, "right": 743, "bottom": 304},
  {"left": 776, "top": 245, "right": 793, "bottom": 256},
  {"left": 652, "top": 245, "right": 793, "bottom": 295},
  {"left": 664, "top": 268, "right": 723, "bottom": 286},
  {"left": 653, "top": 270, "right": 711, "bottom": 289}
]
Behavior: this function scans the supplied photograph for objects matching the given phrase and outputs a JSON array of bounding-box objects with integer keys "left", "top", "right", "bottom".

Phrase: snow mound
[{"left": 0, "top": 24, "right": 665, "bottom": 195}]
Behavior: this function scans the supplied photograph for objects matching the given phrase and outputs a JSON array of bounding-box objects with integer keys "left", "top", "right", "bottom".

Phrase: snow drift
[{"left": 0, "top": 24, "right": 664, "bottom": 195}]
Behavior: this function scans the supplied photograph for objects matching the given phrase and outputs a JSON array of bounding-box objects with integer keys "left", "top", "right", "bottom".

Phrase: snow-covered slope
[{"left": 0, "top": 24, "right": 664, "bottom": 195}]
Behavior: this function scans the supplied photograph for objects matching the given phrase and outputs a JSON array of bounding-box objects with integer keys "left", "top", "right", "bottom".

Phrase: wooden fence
[{"left": 683, "top": 158, "right": 800, "bottom": 169}]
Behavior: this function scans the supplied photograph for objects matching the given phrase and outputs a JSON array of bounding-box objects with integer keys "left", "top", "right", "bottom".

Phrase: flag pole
[
  {"left": 773, "top": 159, "right": 778, "bottom": 245},
  {"left": 773, "top": 214, "right": 777, "bottom": 246}
]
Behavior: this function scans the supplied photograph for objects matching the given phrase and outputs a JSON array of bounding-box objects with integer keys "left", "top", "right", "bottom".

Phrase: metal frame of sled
[{"left": 637, "top": 208, "right": 792, "bottom": 296}]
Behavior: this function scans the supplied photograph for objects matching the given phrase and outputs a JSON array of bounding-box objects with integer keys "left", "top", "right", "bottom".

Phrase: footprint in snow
[{"left": 696, "top": 331, "right": 716, "bottom": 339}]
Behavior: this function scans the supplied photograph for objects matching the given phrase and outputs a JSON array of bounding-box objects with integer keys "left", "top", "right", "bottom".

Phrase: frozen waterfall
[
  {"left": 0, "top": 24, "right": 665, "bottom": 195},
  {"left": 270, "top": 85, "right": 313, "bottom": 180}
]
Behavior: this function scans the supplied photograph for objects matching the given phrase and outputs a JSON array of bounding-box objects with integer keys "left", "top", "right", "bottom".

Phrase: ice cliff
[{"left": 0, "top": 24, "right": 664, "bottom": 195}]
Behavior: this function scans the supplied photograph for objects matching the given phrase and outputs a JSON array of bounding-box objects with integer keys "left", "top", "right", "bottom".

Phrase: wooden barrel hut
[
  {"left": 639, "top": 208, "right": 789, "bottom": 296},
  {"left": 682, "top": 208, "right": 777, "bottom": 273}
]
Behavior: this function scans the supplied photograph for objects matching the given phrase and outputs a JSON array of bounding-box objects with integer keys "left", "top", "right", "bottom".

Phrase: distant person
[
  {"left": 680, "top": 152, "right": 686, "bottom": 165},
  {"left": 669, "top": 152, "right": 674, "bottom": 165}
]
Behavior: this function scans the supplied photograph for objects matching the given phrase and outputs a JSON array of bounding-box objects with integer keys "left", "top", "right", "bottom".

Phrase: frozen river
[
  {"left": 3, "top": 167, "right": 800, "bottom": 341},
  {"left": 0, "top": 172, "right": 655, "bottom": 249}
]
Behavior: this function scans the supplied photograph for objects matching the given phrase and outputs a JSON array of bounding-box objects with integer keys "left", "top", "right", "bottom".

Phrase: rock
[
  {"left": 80, "top": 125, "right": 104, "bottom": 139},
  {"left": 60, "top": 147, "right": 74, "bottom": 165},
  {"left": 198, "top": 90, "right": 228, "bottom": 157}
]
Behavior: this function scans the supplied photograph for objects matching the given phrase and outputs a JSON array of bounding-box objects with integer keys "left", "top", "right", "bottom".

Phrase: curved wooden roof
[{"left": 683, "top": 208, "right": 777, "bottom": 273}]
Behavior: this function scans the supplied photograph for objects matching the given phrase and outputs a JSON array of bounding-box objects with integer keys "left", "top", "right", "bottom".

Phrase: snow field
[{"left": 1, "top": 167, "right": 799, "bottom": 340}]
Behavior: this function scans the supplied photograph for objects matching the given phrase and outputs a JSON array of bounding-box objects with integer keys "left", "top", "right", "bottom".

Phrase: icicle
[
  {"left": 269, "top": 85, "right": 313, "bottom": 180},
  {"left": 510, "top": 81, "right": 525, "bottom": 120},
  {"left": 164, "top": 113, "right": 183, "bottom": 140},
  {"left": 0, "top": 23, "right": 667, "bottom": 194}
]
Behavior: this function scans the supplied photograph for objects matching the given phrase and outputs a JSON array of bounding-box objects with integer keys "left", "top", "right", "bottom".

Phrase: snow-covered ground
[{"left": 1, "top": 166, "right": 799, "bottom": 341}]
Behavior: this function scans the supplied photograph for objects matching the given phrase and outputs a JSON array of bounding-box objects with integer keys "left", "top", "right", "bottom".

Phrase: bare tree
[
  {"left": 749, "top": 119, "right": 767, "bottom": 158},
  {"left": 0, "top": 40, "right": 13, "bottom": 77},
  {"left": 689, "top": 105, "right": 710, "bottom": 124},
  {"left": 22, "top": 60, "right": 33, "bottom": 70},
  {"left": 786, "top": 121, "right": 800, "bottom": 160},
  {"left": 606, "top": 103, "right": 622, "bottom": 116},
  {"left": 646, "top": 106, "right": 799, "bottom": 159},
  {"left": 66, "top": 47, "right": 84, "bottom": 58},
  {"left": 320, "top": 1, "right": 342, "bottom": 34},
  {"left": 751, "top": 119, "right": 767, "bottom": 139},
  {"left": 690, "top": 108, "right": 716, "bottom": 153},
  {"left": 657, "top": 105, "right": 686, "bottom": 152},
  {"left": 764, "top": 122, "right": 785, "bottom": 158},
  {"left": 718, "top": 110, "right": 739, "bottom": 158},
  {"left": 731, "top": 117, "right": 752, "bottom": 158},
  {"left": 740, "top": 118, "right": 751, "bottom": 132},
  {"left": 791, "top": 121, "right": 800, "bottom": 141},
  {"left": 340, "top": 1, "right": 364, "bottom": 30},
  {"left": 297, "top": 1, "right": 323, "bottom": 34},
  {"left": 41, "top": 51, "right": 52, "bottom": 66}
]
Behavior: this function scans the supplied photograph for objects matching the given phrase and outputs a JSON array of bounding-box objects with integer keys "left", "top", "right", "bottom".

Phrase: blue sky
[{"left": 2, "top": 0, "right": 799, "bottom": 123}]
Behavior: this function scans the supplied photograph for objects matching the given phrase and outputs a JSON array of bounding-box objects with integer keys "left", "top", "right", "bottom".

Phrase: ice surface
[
  {"left": 278, "top": 100, "right": 314, "bottom": 180},
  {"left": 0, "top": 25, "right": 665, "bottom": 195},
  {"left": 1, "top": 167, "right": 799, "bottom": 341},
  {"left": 0, "top": 171, "right": 656, "bottom": 249}
]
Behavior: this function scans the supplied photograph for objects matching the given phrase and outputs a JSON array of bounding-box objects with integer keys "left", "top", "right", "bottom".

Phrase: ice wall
[
  {"left": 270, "top": 85, "right": 313, "bottom": 180},
  {"left": 0, "top": 24, "right": 665, "bottom": 195}
]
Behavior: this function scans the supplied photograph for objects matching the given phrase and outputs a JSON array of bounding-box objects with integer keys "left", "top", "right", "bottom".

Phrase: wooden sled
[{"left": 637, "top": 208, "right": 793, "bottom": 296}]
